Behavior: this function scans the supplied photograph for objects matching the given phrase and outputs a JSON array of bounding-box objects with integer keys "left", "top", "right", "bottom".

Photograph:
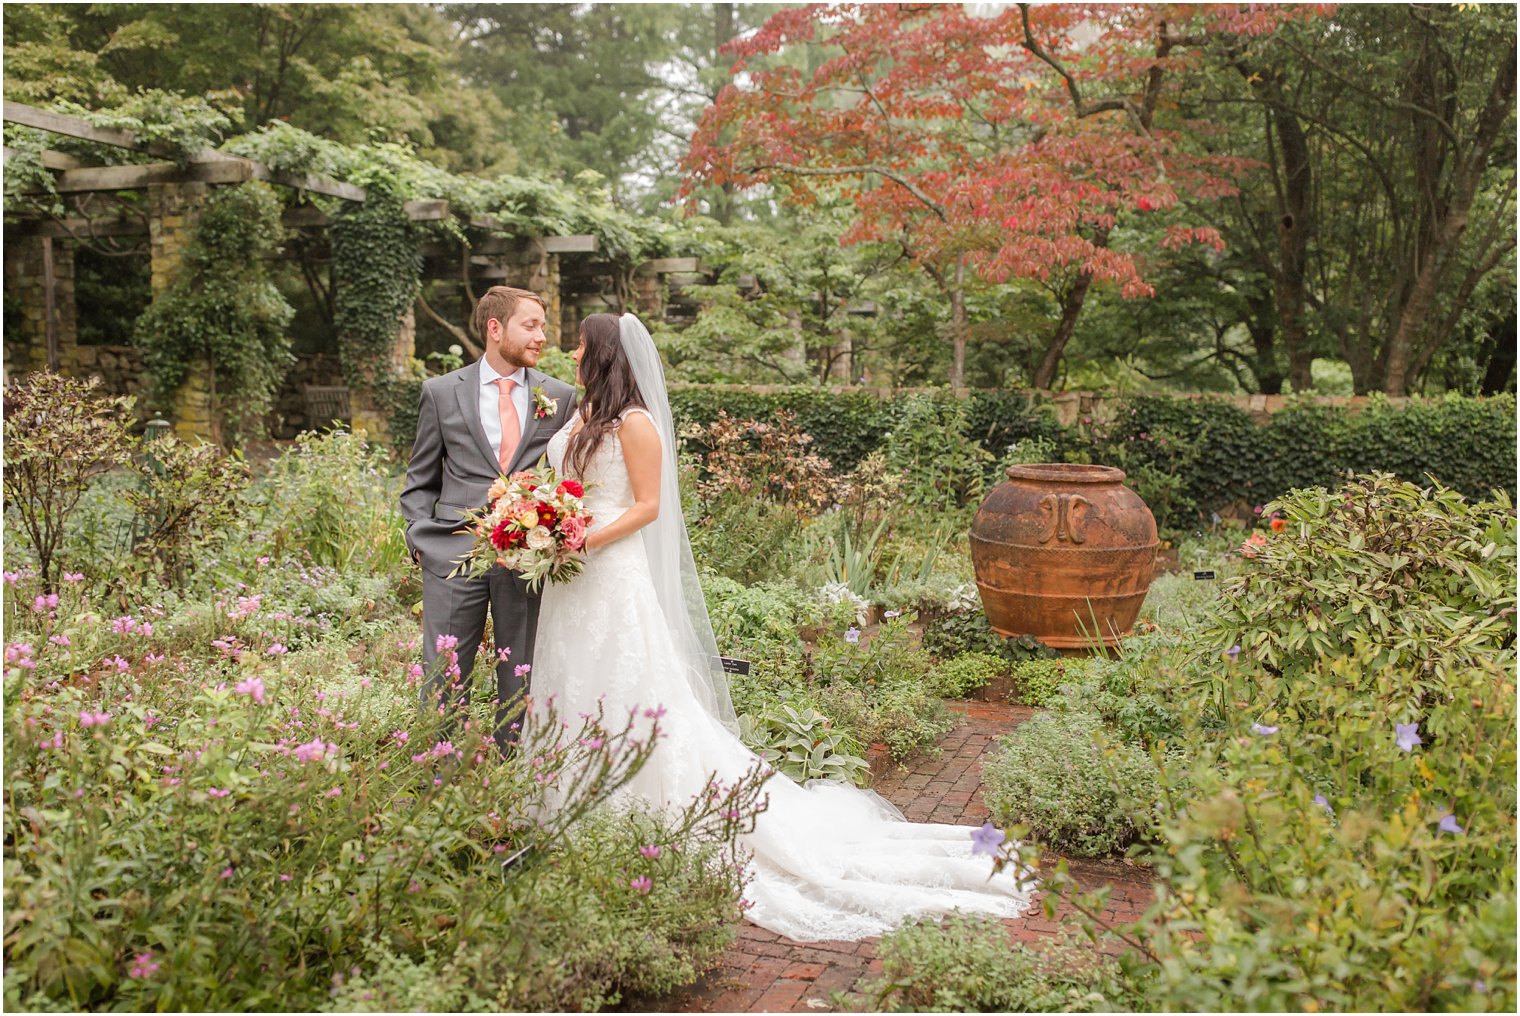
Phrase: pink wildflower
[
  {"left": 639, "top": 845, "right": 662, "bottom": 859},
  {"left": 79, "top": 710, "right": 112, "bottom": 727},
  {"left": 630, "top": 876, "right": 652, "bottom": 894},
  {"left": 234, "top": 676, "right": 266, "bottom": 704},
  {"left": 266, "top": 643, "right": 288, "bottom": 656},
  {"left": 208, "top": 788, "right": 231, "bottom": 798},
  {"left": 128, "top": 952, "right": 160, "bottom": 979}
]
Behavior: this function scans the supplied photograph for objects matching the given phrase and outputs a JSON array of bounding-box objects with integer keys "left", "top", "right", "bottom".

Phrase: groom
[{"left": 399, "top": 286, "right": 578, "bottom": 755}]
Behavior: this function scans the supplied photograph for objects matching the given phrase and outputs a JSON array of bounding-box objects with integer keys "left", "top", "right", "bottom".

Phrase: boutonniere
[{"left": 530, "top": 386, "right": 559, "bottom": 419}]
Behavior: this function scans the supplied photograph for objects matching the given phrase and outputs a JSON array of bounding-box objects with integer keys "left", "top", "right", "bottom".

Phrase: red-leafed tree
[{"left": 684, "top": 2, "right": 1321, "bottom": 388}]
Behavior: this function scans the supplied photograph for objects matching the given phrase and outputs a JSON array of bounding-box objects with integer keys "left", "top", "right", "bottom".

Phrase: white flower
[
  {"left": 497, "top": 551, "right": 522, "bottom": 570},
  {"left": 526, "top": 526, "right": 554, "bottom": 551},
  {"left": 448, "top": 344, "right": 463, "bottom": 357}
]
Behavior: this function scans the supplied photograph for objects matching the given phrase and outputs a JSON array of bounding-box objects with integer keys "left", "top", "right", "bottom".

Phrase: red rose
[{"left": 557, "top": 480, "right": 584, "bottom": 498}]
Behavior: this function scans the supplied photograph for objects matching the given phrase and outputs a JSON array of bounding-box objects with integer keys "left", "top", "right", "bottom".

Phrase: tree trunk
[
  {"left": 1265, "top": 79, "right": 1314, "bottom": 393},
  {"left": 1032, "top": 271, "right": 1094, "bottom": 390},
  {"left": 1381, "top": 45, "right": 1516, "bottom": 395},
  {"left": 948, "top": 256, "right": 966, "bottom": 388},
  {"left": 1478, "top": 310, "right": 1517, "bottom": 394},
  {"left": 1245, "top": 288, "right": 1284, "bottom": 394}
]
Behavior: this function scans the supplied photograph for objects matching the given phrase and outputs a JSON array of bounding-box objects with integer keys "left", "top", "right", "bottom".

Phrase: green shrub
[
  {"left": 1133, "top": 653, "right": 1516, "bottom": 1011},
  {"left": 2, "top": 371, "right": 136, "bottom": 589},
  {"left": 927, "top": 651, "right": 1005, "bottom": 698},
  {"left": 245, "top": 428, "right": 410, "bottom": 576},
  {"left": 865, "top": 915, "right": 1146, "bottom": 1012},
  {"left": 120, "top": 434, "right": 249, "bottom": 589},
  {"left": 1205, "top": 473, "right": 1517, "bottom": 686},
  {"left": 882, "top": 394, "right": 994, "bottom": 510},
  {"left": 739, "top": 702, "right": 870, "bottom": 786},
  {"left": 1010, "top": 658, "right": 1071, "bottom": 707},
  {"left": 982, "top": 711, "right": 1159, "bottom": 857},
  {"left": 816, "top": 679, "right": 955, "bottom": 763},
  {"left": 1030, "top": 473, "right": 1519, "bottom": 1010},
  {"left": 923, "top": 608, "right": 1056, "bottom": 664}
]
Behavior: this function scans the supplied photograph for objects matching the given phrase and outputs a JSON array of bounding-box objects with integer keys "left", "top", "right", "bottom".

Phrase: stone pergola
[{"left": 2, "top": 102, "right": 709, "bottom": 440}]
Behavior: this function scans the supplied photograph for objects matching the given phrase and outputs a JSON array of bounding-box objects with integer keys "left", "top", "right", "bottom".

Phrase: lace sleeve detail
[{"left": 612, "top": 406, "right": 657, "bottom": 429}]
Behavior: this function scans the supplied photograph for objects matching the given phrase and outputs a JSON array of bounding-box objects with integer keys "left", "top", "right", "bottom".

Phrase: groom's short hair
[{"left": 475, "top": 286, "right": 547, "bottom": 338}]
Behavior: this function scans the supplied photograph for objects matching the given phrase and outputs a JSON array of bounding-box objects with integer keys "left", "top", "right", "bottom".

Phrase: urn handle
[{"left": 1037, "top": 492, "right": 1093, "bottom": 544}]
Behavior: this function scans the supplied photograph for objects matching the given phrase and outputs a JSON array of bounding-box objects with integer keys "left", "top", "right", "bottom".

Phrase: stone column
[
  {"left": 348, "top": 304, "right": 417, "bottom": 439},
  {"left": 505, "top": 250, "right": 562, "bottom": 346},
  {"left": 148, "top": 181, "right": 219, "bottom": 442},
  {"left": 3, "top": 232, "right": 78, "bottom": 378}
]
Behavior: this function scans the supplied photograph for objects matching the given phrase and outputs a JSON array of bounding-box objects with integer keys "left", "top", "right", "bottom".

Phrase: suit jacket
[{"left": 399, "top": 360, "right": 579, "bottom": 578}]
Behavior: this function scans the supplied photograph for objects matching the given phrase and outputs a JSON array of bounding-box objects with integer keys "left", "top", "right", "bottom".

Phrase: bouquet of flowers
[{"left": 449, "top": 463, "right": 592, "bottom": 591}]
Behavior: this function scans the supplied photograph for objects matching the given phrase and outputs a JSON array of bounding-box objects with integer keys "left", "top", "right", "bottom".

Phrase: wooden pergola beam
[
  {"left": 281, "top": 199, "right": 449, "bottom": 228},
  {"left": 3, "top": 102, "right": 144, "bottom": 150},
  {"left": 46, "top": 157, "right": 258, "bottom": 192},
  {"left": 420, "top": 233, "right": 599, "bottom": 258},
  {"left": 3, "top": 101, "right": 366, "bottom": 201}
]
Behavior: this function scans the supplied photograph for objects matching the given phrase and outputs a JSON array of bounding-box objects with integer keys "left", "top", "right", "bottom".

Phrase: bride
[{"left": 531, "top": 312, "right": 1032, "bottom": 942}]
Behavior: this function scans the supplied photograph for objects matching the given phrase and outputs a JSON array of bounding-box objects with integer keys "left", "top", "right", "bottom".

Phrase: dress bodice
[{"left": 546, "top": 410, "right": 647, "bottom": 528}]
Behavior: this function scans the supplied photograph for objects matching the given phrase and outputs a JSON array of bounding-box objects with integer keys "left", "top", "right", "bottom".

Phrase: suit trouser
[{"left": 419, "top": 565, "right": 542, "bottom": 755}]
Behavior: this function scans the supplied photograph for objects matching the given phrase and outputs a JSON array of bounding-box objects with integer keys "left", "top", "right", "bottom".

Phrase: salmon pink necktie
[{"left": 495, "top": 377, "right": 520, "bottom": 472}]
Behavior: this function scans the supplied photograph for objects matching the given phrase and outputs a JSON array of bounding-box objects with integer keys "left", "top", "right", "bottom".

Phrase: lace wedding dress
[{"left": 532, "top": 405, "right": 1034, "bottom": 942}]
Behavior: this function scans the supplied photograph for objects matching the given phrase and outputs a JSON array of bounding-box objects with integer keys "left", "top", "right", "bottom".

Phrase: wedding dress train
[{"left": 531, "top": 408, "right": 1033, "bottom": 942}]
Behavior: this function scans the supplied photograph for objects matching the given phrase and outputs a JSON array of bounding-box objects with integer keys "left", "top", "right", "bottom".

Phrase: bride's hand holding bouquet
[{"left": 449, "top": 460, "right": 592, "bottom": 591}]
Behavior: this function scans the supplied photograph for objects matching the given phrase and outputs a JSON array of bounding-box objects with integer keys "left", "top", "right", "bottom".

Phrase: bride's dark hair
[{"left": 565, "top": 313, "right": 645, "bottom": 478}]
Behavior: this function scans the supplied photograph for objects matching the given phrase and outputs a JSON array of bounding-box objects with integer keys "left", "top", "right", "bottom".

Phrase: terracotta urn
[{"left": 969, "top": 464, "right": 1157, "bottom": 650}]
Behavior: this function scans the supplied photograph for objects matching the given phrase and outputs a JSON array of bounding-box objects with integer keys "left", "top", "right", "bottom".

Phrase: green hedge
[{"left": 389, "top": 384, "right": 1516, "bottom": 523}]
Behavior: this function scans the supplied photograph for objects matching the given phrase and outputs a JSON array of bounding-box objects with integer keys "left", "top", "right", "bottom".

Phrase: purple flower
[
  {"left": 844, "top": 627, "right": 861, "bottom": 644},
  {"left": 1225, "top": 645, "right": 1241, "bottom": 658},
  {"left": 1395, "top": 722, "right": 1422, "bottom": 753},
  {"left": 883, "top": 610, "right": 901, "bottom": 619},
  {"left": 630, "top": 876, "right": 652, "bottom": 894},
  {"left": 1438, "top": 813, "right": 1464, "bottom": 835},
  {"left": 970, "top": 822, "right": 1005, "bottom": 857},
  {"left": 1312, "top": 793, "right": 1333, "bottom": 815},
  {"left": 1251, "top": 723, "right": 1279, "bottom": 736}
]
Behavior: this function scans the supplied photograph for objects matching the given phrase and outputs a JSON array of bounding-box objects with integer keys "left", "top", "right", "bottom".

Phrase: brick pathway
[{"left": 639, "top": 701, "right": 1154, "bottom": 1013}]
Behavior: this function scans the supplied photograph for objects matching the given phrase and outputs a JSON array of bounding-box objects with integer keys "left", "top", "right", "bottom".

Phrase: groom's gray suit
[{"left": 399, "top": 359, "right": 577, "bottom": 753}]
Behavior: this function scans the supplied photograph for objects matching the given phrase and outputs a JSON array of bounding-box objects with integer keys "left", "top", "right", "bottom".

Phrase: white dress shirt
[{"left": 478, "top": 360, "right": 530, "bottom": 465}]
